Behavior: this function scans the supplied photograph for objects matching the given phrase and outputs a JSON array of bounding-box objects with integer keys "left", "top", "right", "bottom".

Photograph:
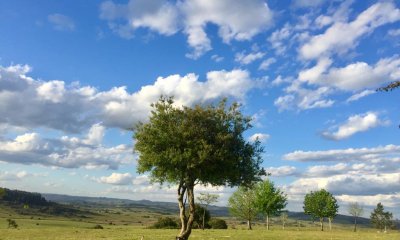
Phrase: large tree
[
  {"left": 255, "top": 179, "right": 287, "bottom": 230},
  {"left": 370, "top": 202, "right": 393, "bottom": 232},
  {"left": 134, "top": 97, "right": 265, "bottom": 240},
  {"left": 303, "top": 189, "right": 339, "bottom": 231},
  {"left": 228, "top": 186, "right": 258, "bottom": 230},
  {"left": 197, "top": 193, "right": 219, "bottom": 230},
  {"left": 348, "top": 202, "right": 364, "bottom": 232}
]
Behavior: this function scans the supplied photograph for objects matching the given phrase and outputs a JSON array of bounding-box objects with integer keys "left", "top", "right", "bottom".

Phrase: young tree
[
  {"left": 192, "top": 204, "right": 210, "bottom": 229},
  {"left": 303, "top": 189, "right": 339, "bottom": 231},
  {"left": 255, "top": 179, "right": 287, "bottom": 230},
  {"left": 348, "top": 202, "right": 364, "bottom": 232},
  {"left": 197, "top": 193, "right": 219, "bottom": 230},
  {"left": 228, "top": 186, "right": 258, "bottom": 230},
  {"left": 134, "top": 97, "right": 265, "bottom": 240},
  {"left": 370, "top": 202, "right": 393, "bottom": 232},
  {"left": 280, "top": 212, "right": 288, "bottom": 230}
]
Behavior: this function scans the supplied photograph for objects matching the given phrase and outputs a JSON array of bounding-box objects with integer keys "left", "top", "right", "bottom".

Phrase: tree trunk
[
  {"left": 247, "top": 220, "right": 252, "bottom": 230},
  {"left": 177, "top": 184, "right": 195, "bottom": 240},
  {"left": 328, "top": 217, "right": 332, "bottom": 231},
  {"left": 320, "top": 218, "right": 324, "bottom": 231},
  {"left": 266, "top": 214, "right": 269, "bottom": 230},
  {"left": 202, "top": 208, "right": 206, "bottom": 230},
  {"left": 354, "top": 217, "right": 357, "bottom": 232}
]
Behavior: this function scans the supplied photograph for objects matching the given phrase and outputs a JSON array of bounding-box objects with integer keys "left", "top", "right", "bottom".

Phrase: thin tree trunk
[
  {"left": 320, "top": 218, "right": 324, "bottom": 231},
  {"left": 354, "top": 217, "right": 357, "bottom": 232},
  {"left": 247, "top": 220, "right": 252, "bottom": 230},
  {"left": 202, "top": 208, "right": 206, "bottom": 230},
  {"left": 177, "top": 183, "right": 187, "bottom": 239},
  {"left": 328, "top": 217, "right": 332, "bottom": 231},
  {"left": 266, "top": 214, "right": 269, "bottom": 230},
  {"left": 177, "top": 184, "right": 195, "bottom": 240}
]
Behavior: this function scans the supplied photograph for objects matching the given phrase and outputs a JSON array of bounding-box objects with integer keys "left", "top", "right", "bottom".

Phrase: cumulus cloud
[
  {"left": 265, "top": 166, "right": 297, "bottom": 177},
  {"left": 299, "top": 2, "right": 400, "bottom": 59},
  {"left": 235, "top": 51, "right": 265, "bottom": 65},
  {"left": 346, "top": 90, "right": 375, "bottom": 103},
  {"left": 100, "top": 0, "right": 273, "bottom": 58},
  {"left": 259, "top": 57, "right": 276, "bottom": 70},
  {"left": 0, "top": 171, "right": 29, "bottom": 181},
  {"left": 322, "top": 112, "right": 389, "bottom": 140},
  {"left": 292, "top": 0, "right": 328, "bottom": 8},
  {"left": 98, "top": 173, "right": 133, "bottom": 185},
  {"left": 249, "top": 133, "right": 270, "bottom": 143},
  {"left": 48, "top": 14, "right": 75, "bottom": 31},
  {"left": 100, "top": 0, "right": 179, "bottom": 38},
  {"left": 0, "top": 124, "right": 132, "bottom": 169},
  {"left": 0, "top": 64, "right": 257, "bottom": 133},
  {"left": 283, "top": 144, "right": 400, "bottom": 162},
  {"left": 267, "top": 23, "right": 292, "bottom": 55}
]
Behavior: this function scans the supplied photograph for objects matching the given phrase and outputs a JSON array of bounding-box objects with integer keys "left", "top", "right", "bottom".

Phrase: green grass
[{"left": 0, "top": 217, "right": 398, "bottom": 240}]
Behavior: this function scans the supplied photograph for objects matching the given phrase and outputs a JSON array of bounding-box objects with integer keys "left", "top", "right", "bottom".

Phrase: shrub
[
  {"left": 150, "top": 217, "right": 179, "bottom": 229},
  {"left": 93, "top": 224, "right": 103, "bottom": 229},
  {"left": 7, "top": 219, "right": 18, "bottom": 229},
  {"left": 209, "top": 218, "right": 228, "bottom": 229}
]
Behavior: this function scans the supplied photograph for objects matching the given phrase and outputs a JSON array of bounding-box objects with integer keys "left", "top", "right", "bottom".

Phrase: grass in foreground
[{"left": 0, "top": 218, "right": 399, "bottom": 240}]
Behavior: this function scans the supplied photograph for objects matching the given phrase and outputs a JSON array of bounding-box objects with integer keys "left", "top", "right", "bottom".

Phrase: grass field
[{"left": 0, "top": 217, "right": 399, "bottom": 240}]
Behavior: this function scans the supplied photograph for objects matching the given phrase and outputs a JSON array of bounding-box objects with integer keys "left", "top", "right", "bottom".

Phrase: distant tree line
[{"left": 0, "top": 187, "right": 48, "bottom": 206}]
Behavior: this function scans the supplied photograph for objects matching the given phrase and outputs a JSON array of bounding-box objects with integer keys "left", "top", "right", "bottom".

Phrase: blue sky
[{"left": 0, "top": 0, "right": 400, "bottom": 217}]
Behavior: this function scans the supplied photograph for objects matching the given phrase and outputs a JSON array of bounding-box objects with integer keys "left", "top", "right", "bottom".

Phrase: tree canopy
[
  {"left": 370, "top": 202, "right": 393, "bottom": 231},
  {"left": 228, "top": 186, "right": 258, "bottom": 230},
  {"left": 133, "top": 97, "right": 265, "bottom": 239},
  {"left": 303, "top": 189, "right": 339, "bottom": 231},
  {"left": 348, "top": 202, "right": 364, "bottom": 232},
  {"left": 255, "top": 179, "right": 287, "bottom": 230}
]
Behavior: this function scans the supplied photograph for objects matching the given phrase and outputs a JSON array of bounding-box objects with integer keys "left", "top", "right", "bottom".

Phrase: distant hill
[
  {"left": 0, "top": 187, "right": 92, "bottom": 217},
  {"left": 42, "top": 193, "right": 373, "bottom": 226}
]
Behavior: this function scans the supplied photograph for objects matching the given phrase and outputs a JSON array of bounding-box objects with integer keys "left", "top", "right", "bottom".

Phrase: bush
[
  {"left": 150, "top": 217, "right": 179, "bottom": 229},
  {"left": 209, "top": 218, "right": 227, "bottom": 229},
  {"left": 93, "top": 224, "right": 103, "bottom": 229},
  {"left": 7, "top": 219, "right": 18, "bottom": 229}
]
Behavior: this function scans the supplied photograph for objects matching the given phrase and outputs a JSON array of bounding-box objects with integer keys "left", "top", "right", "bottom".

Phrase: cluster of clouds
[
  {"left": 272, "top": 1, "right": 400, "bottom": 111},
  {"left": 273, "top": 144, "right": 400, "bottom": 212},
  {"left": 100, "top": 0, "right": 273, "bottom": 58},
  {"left": 0, "top": 64, "right": 260, "bottom": 169}
]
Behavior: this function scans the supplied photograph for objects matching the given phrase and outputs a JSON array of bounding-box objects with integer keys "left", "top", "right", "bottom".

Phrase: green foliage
[
  {"left": 377, "top": 81, "right": 400, "bottom": 92},
  {"left": 150, "top": 217, "right": 179, "bottom": 229},
  {"left": 209, "top": 218, "right": 228, "bottom": 229},
  {"left": 0, "top": 187, "right": 5, "bottom": 199},
  {"left": 134, "top": 97, "right": 265, "bottom": 187},
  {"left": 192, "top": 204, "right": 210, "bottom": 229},
  {"left": 303, "top": 189, "right": 338, "bottom": 231},
  {"left": 7, "top": 219, "right": 18, "bottom": 228},
  {"left": 370, "top": 203, "right": 393, "bottom": 231},
  {"left": 197, "top": 193, "right": 219, "bottom": 207},
  {"left": 255, "top": 179, "right": 287, "bottom": 217},
  {"left": 228, "top": 186, "right": 258, "bottom": 229}
]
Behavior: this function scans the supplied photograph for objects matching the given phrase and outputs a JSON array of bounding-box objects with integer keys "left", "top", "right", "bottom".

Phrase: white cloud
[
  {"left": 259, "top": 57, "right": 276, "bottom": 70},
  {"left": 299, "top": 2, "right": 400, "bottom": 59},
  {"left": 322, "top": 112, "right": 389, "bottom": 140},
  {"left": 48, "top": 14, "right": 75, "bottom": 31},
  {"left": 249, "top": 133, "right": 270, "bottom": 143},
  {"left": 283, "top": 144, "right": 400, "bottom": 162},
  {"left": 0, "top": 64, "right": 257, "bottom": 133},
  {"left": 0, "top": 171, "right": 29, "bottom": 181},
  {"left": 388, "top": 28, "right": 400, "bottom": 36},
  {"left": 0, "top": 125, "right": 132, "bottom": 169},
  {"left": 292, "top": 0, "right": 328, "bottom": 8},
  {"left": 235, "top": 52, "right": 265, "bottom": 65},
  {"left": 211, "top": 54, "right": 224, "bottom": 62},
  {"left": 100, "top": 0, "right": 179, "bottom": 37},
  {"left": 346, "top": 90, "right": 375, "bottom": 103},
  {"left": 100, "top": 0, "right": 273, "bottom": 58},
  {"left": 99, "top": 172, "right": 133, "bottom": 185},
  {"left": 265, "top": 166, "right": 297, "bottom": 177},
  {"left": 268, "top": 23, "right": 292, "bottom": 55}
]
